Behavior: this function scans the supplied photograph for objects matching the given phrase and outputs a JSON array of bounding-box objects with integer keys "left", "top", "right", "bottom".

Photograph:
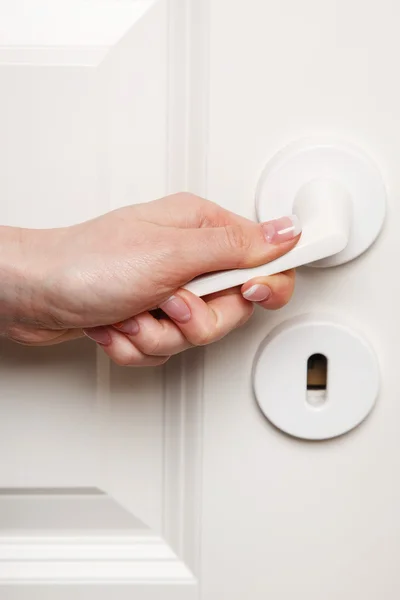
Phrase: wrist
[{"left": 0, "top": 226, "right": 49, "bottom": 328}]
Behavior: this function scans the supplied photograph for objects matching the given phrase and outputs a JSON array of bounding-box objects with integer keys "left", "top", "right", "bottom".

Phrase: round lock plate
[
  {"left": 252, "top": 315, "right": 380, "bottom": 440},
  {"left": 255, "top": 138, "right": 386, "bottom": 266}
]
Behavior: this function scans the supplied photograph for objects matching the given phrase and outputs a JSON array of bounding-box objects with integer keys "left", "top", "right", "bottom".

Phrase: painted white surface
[
  {"left": 0, "top": 0, "right": 201, "bottom": 595},
  {"left": 0, "top": 0, "right": 154, "bottom": 45},
  {"left": 0, "top": 0, "right": 156, "bottom": 65},
  {"left": 0, "top": 0, "right": 199, "bottom": 595},
  {"left": 1, "top": 0, "right": 399, "bottom": 598},
  {"left": 201, "top": 0, "right": 400, "bottom": 598},
  {"left": 253, "top": 314, "right": 380, "bottom": 440},
  {"left": 256, "top": 139, "right": 386, "bottom": 266}
]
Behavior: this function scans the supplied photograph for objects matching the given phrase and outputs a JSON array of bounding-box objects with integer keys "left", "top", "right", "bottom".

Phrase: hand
[{"left": 2, "top": 193, "right": 301, "bottom": 365}]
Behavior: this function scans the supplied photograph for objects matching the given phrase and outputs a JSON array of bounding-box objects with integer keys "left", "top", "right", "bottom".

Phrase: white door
[{"left": 0, "top": 0, "right": 398, "bottom": 598}]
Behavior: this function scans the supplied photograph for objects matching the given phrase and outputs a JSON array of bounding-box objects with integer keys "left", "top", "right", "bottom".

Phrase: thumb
[{"left": 174, "top": 214, "right": 302, "bottom": 280}]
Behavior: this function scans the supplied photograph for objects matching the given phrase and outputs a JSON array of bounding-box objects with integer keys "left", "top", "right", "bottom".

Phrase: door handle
[
  {"left": 184, "top": 139, "right": 386, "bottom": 298},
  {"left": 184, "top": 179, "right": 351, "bottom": 297}
]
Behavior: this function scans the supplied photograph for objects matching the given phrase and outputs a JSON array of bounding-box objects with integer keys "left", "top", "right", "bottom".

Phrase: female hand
[{"left": 2, "top": 193, "right": 300, "bottom": 365}]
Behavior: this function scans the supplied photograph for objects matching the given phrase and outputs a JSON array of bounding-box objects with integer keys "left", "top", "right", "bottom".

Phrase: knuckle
[
  {"left": 139, "top": 336, "right": 162, "bottom": 356},
  {"left": 195, "top": 200, "right": 225, "bottom": 228},
  {"left": 112, "top": 351, "right": 141, "bottom": 367},
  {"left": 191, "top": 328, "right": 214, "bottom": 347},
  {"left": 112, "top": 348, "right": 170, "bottom": 367},
  {"left": 237, "top": 304, "right": 254, "bottom": 326},
  {"left": 222, "top": 224, "right": 252, "bottom": 253},
  {"left": 174, "top": 191, "right": 200, "bottom": 205},
  {"left": 112, "top": 356, "right": 132, "bottom": 367},
  {"left": 174, "top": 193, "right": 221, "bottom": 227}
]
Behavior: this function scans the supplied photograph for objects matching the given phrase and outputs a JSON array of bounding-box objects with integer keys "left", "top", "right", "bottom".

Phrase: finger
[
  {"left": 241, "top": 269, "right": 296, "bottom": 310},
  {"left": 159, "top": 289, "right": 254, "bottom": 346},
  {"left": 83, "top": 326, "right": 170, "bottom": 367},
  {"left": 113, "top": 311, "right": 192, "bottom": 356},
  {"left": 133, "top": 192, "right": 256, "bottom": 229},
  {"left": 167, "top": 214, "right": 301, "bottom": 283}
]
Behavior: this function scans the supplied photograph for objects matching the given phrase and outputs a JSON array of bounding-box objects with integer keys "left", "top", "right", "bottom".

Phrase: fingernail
[
  {"left": 242, "top": 284, "right": 272, "bottom": 302},
  {"left": 83, "top": 326, "right": 112, "bottom": 346},
  {"left": 159, "top": 295, "right": 191, "bottom": 323},
  {"left": 262, "top": 215, "right": 301, "bottom": 244},
  {"left": 114, "top": 318, "right": 140, "bottom": 335}
]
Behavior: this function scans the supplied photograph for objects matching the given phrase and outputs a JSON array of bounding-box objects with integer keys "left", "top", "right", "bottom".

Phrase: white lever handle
[{"left": 184, "top": 179, "right": 352, "bottom": 297}]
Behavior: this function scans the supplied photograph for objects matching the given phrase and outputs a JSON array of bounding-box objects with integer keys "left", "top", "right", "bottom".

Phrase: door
[{"left": 0, "top": 0, "right": 398, "bottom": 599}]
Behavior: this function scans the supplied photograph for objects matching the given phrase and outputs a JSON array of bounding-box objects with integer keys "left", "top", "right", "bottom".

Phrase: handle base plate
[{"left": 256, "top": 138, "right": 386, "bottom": 266}]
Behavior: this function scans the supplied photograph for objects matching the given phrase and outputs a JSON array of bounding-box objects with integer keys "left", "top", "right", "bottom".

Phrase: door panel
[
  {"left": 0, "top": 0, "right": 199, "bottom": 595},
  {"left": 201, "top": 1, "right": 400, "bottom": 598},
  {"left": 1, "top": 0, "right": 399, "bottom": 598}
]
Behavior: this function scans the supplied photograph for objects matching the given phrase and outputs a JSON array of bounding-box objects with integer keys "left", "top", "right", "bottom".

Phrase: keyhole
[{"left": 306, "top": 353, "right": 328, "bottom": 407}]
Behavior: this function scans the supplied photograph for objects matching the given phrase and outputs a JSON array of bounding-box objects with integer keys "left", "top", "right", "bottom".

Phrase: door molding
[
  {"left": 0, "top": 0, "right": 209, "bottom": 590},
  {"left": 0, "top": 488, "right": 192, "bottom": 585}
]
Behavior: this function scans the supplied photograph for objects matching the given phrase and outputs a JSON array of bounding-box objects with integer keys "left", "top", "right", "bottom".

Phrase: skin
[{"left": 0, "top": 193, "right": 299, "bottom": 366}]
